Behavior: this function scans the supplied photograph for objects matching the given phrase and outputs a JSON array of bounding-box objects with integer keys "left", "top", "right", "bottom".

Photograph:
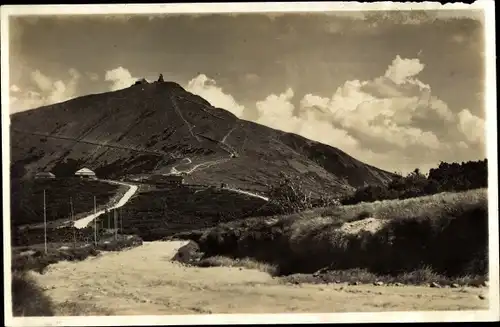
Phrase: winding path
[{"left": 73, "top": 181, "right": 138, "bottom": 229}]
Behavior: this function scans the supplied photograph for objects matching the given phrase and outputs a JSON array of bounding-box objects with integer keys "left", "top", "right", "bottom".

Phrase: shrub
[
  {"left": 172, "top": 241, "right": 203, "bottom": 265},
  {"left": 342, "top": 159, "right": 488, "bottom": 205},
  {"left": 195, "top": 255, "right": 278, "bottom": 276},
  {"left": 11, "top": 271, "right": 55, "bottom": 316},
  {"left": 265, "top": 172, "right": 341, "bottom": 215}
]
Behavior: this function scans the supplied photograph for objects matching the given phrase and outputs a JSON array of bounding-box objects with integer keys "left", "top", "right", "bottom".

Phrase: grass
[
  {"left": 280, "top": 266, "right": 487, "bottom": 287},
  {"left": 11, "top": 271, "right": 115, "bottom": 317},
  {"left": 195, "top": 256, "right": 278, "bottom": 276},
  {"left": 12, "top": 234, "right": 144, "bottom": 274},
  {"left": 193, "top": 188, "right": 489, "bottom": 279}
]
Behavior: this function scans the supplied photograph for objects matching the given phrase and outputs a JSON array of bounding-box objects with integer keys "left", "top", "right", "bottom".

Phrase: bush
[
  {"left": 265, "top": 172, "right": 340, "bottom": 215},
  {"left": 342, "top": 160, "right": 488, "bottom": 205},
  {"left": 11, "top": 271, "right": 55, "bottom": 316},
  {"left": 172, "top": 241, "right": 203, "bottom": 265},
  {"left": 195, "top": 255, "right": 278, "bottom": 276}
]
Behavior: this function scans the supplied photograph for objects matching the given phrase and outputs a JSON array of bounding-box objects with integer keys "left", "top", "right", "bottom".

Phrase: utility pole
[
  {"left": 44, "top": 189, "right": 47, "bottom": 254},
  {"left": 94, "top": 196, "right": 97, "bottom": 246},
  {"left": 70, "top": 197, "right": 75, "bottom": 247},
  {"left": 114, "top": 209, "right": 118, "bottom": 240},
  {"left": 120, "top": 207, "right": 123, "bottom": 235}
]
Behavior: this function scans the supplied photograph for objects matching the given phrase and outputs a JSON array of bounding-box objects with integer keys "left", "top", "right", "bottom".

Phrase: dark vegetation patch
[
  {"left": 342, "top": 160, "right": 487, "bottom": 205},
  {"left": 119, "top": 187, "right": 267, "bottom": 241},
  {"left": 10, "top": 179, "right": 125, "bottom": 227},
  {"left": 281, "top": 267, "right": 487, "bottom": 287},
  {"left": 172, "top": 241, "right": 203, "bottom": 265},
  {"left": 10, "top": 151, "right": 46, "bottom": 179},
  {"left": 11, "top": 271, "right": 55, "bottom": 316},
  {"left": 184, "top": 189, "right": 488, "bottom": 280},
  {"left": 52, "top": 158, "right": 86, "bottom": 178}
]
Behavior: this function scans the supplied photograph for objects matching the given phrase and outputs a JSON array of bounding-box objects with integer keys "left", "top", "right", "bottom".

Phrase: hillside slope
[{"left": 10, "top": 80, "right": 394, "bottom": 196}]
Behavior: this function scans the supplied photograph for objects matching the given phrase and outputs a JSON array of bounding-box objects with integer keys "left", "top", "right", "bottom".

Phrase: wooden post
[
  {"left": 94, "top": 196, "right": 97, "bottom": 246},
  {"left": 114, "top": 209, "right": 117, "bottom": 240},
  {"left": 70, "top": 197, "right": 75, "bottom": 247},
  {"left": 43, "top": 189, "right": 47, "bottom": 254},
  {"left": 120, "top": 207, "right": 123, "bottom": 235}
]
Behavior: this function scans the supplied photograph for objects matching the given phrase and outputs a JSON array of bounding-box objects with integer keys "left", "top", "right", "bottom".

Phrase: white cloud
[
  {"left": 31, "top": 70, "right": 53, "bottom": 92},
  {"left": 10, "top": 84, "right": 20, "bottom": 93},
  {"left": 296, "top": 55, "right": 485, "bottom": 173},
  {"left": 10, "top": 68, "right": 80, "bottom": 113},
  {"left": 254, "top": 88, "right": 359, "bottom": 151},
  {"left": 105, "top": 67, "right": 137, "bottom": 91},
  {"left": 255, "top": 88, "right": 298, "bottom": 132},
  {"left": 186, "top": 74, "right": 246, "bottom": 118},
  {"left": 383, "top": 55, "right": 425, "bottom": 85},
  {"left": 458, "top": 108, "right": 485, "bottom": 144}
]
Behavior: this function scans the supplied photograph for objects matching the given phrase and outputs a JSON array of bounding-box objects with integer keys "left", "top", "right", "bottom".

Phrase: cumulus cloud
[
  {"left": 297, "top": 55, "right": 485, "bottom": 172},
  {"left": 184, "top": 57, "right": 484, "bottom": 174},
  {"left": 105, "top": 66, "right": 137, "bottom": 91},
  {"left": 383, "top": 55, "right": 426, "bottom": 86},
  {"left": 458, "top": 109, "right": 485, "bottom": 144},
  {"left": 255, "top": 88, "right": 299, "bottom": 132},
  {"left": 186, "top": 74, "right": 246, "bottom": 118},
  {"left": 10, "top": 68, "right": 81, "bottom": 113},
  {"left": 254, "top": 88, "right": 359, "bottom": 151}
]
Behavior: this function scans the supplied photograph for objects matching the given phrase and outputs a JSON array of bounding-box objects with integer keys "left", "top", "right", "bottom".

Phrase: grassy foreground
[{"left": 190, "top": 189, "right": 488, "bottom": 279}]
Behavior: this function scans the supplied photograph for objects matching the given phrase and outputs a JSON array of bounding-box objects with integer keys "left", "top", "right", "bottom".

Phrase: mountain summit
[{"left": 10, "top": 79, "right": 394, "bottom": 196}]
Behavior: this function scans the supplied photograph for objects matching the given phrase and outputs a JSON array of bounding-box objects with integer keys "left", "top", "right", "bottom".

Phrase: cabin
[
  {"left": 75, "top": 167, "right": 97, "bottom": 180},
  {"left": 34, "top": 171, "right": 56, "bottom": 180},
  {"left": 151, "top": 174, "right": 185, "bottom": 186}
]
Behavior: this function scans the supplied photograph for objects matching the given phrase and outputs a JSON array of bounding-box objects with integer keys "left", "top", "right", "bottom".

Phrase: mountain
[{"left": 10, "top": 80, "right": 395, "bottom": 196}]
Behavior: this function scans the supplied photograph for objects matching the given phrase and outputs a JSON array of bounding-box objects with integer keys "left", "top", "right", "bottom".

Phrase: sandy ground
[{"left": 31, "top": 241, "right": 489, "bottom": 315}]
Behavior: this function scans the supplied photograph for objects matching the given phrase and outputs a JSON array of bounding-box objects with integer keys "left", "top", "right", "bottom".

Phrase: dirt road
[
  {"left": 73, "top": 181, "right": 138, "bottom": 229},
  {"left": 31, "top": 241, "right": 488, "bottom": 315}
]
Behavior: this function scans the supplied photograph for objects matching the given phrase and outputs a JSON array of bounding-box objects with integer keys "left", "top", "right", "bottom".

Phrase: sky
[{"left": 8, "top": 10, "right": 486, "bottom": 174}]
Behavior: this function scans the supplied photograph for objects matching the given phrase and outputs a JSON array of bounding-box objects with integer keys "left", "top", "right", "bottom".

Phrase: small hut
[
  {"left": 75, "top": 168, "right": 97, "bottom": 180},
  {"left": 34, "top": 171, "right": 56, "bottom": 180}
]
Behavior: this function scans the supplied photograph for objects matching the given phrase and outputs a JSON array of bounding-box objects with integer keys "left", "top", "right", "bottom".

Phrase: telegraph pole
[
  {"left": 114, "top": 209, "right": 118, "bottom": 240},
  {"left": 120, "top": 207, "right": 123, "bottom": 235},
  {"left": 94, "top": 196, "right": 97, "bottom": 246},
  {"left": 70, "top": 197, "right": 75, "bottom": 247},
  {"left": 43, "top": 189, "right": 47, "bottom": 254}
]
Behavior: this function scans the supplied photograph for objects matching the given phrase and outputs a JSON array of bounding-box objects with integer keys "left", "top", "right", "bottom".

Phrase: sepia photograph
[{"left": 2, "top": 1, "right": 498, "bottom": 325}]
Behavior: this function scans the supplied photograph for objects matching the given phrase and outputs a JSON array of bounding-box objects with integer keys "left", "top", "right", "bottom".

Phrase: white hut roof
[{"left": 75, "top": 168, "right": 95, "bottom": 175}]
